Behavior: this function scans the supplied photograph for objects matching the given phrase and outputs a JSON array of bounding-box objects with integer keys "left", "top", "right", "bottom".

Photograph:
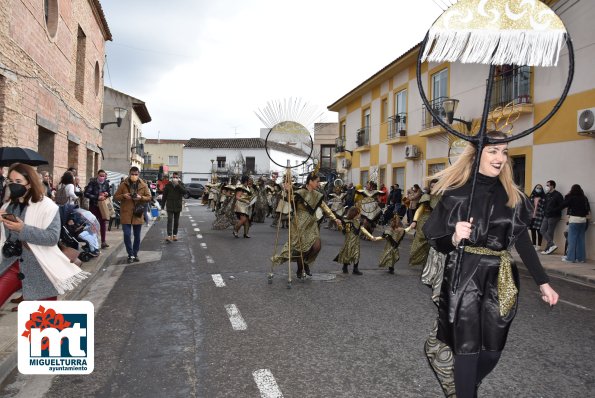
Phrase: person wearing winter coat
[
  {"left": 162, "top": 172, "right": 186, "bottom": 242},
  {"left": 114, "top": 167, "right": 151, "bottom": 263}
]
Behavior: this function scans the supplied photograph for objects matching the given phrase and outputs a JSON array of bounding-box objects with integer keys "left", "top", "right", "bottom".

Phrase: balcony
[
  {"left": 356, "top": 127, "right": 370, "bottom": 147},
  {"left": 388, "top": 113, "right": 407, "bottom": 140},
  {"left": 335, "top": 137, "right": 346, "bottom": 153},
  {"left": 422, "top": 96, "right": 449, "bottom": 130},
  {"left": 489, "top": 66, "right": 532, "bottom": 110}
]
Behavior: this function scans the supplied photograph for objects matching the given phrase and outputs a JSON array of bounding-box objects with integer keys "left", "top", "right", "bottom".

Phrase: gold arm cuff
[
  {"left": 321, "top": 202, "right": 336, "bottom": 220},
  {"left": 360, "top": 227, "right": 374, "bottom": 240}
]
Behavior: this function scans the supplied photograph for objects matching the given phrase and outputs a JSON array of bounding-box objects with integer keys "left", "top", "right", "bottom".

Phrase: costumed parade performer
[
  {"left": 357, "top": 181, "right": 384, "bottom": 236},
  {"left": 212, "top": 183, "right": 236, "bottom": 230},
  {"left": 407, "top": 193, "right": 434, "bottom": 268},
  {"left": 271, "top": 172, "right": 341, "bottom": 278},
  {"left": 334, "top": 206, "right": 382, "bottom": 275},
  {"left": 233, "top": 176, "right": 256, "bottom": 238},
  {"left": 378, "top": 215, "right": 406, "bottom": 275}
]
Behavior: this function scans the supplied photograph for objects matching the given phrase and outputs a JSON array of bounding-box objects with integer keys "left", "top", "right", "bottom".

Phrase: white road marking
[
  {"left": 225, "top": 304, "right": 247, "bottom": 330},
  {"left": 200, "top": 242, "right": 207, "bottom": 249},
  {"left": 206, "top": 255, "right": 214, "bottom": 264},
  {"left": 192, "top": 223, "right": 197, "bottom": 226},
  {"left": 532, "top": 292, "right": 591, "bottom": 311},
  {"left": 253, "top": 369, "right": 283, "bottom": 398},
  {"left": 211, "top": 274, "right": 226, "bottom": 287},
  {"left": 194, "top": 227, "right": 200, "bottom": 232},
  {"left": 197, "top": 234, "right": 203, "bottom": 239}
]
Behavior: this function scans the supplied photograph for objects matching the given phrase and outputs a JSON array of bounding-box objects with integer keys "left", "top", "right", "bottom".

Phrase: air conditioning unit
[
  {"left": 341, "top": 159, "right": 351, "bottom": 169},
  {"left": 577, "top": 108, "right": 595, "bottom": 135},
  {"left": 405, "top": 144, "right": 420, "bottom": 159}
]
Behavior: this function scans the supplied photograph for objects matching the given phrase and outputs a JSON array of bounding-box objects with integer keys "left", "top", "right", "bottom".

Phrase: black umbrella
[{"left": 0, "top": 147, "right": 49, "bottom": 167}]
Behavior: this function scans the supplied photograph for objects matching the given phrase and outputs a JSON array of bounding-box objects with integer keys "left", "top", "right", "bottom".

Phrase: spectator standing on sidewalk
[
  {"left": 162, "top": 172, "right": 186, "bottom": 242},
  {"left": 84, "top": 169, "right": 112, "bottom": 249},
  {"left": 114, "top": 167, "right": 151, "bottom": 263},
  {"left": 540, "top": 180, "right": 564, "bottom": 254},
  {"left": 40, "top": 171, "right": 52, "bottom": 198},
  {"left": 529, "top": 184, "right": 545, "bottom": 249},
  {"left": 558, "top": 184, "right": 590, "bottom": 263}
]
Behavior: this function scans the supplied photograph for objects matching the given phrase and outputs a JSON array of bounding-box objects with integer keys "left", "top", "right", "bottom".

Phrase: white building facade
[{"left": 182, "top": 138, "right": 311, "bottom": 183}]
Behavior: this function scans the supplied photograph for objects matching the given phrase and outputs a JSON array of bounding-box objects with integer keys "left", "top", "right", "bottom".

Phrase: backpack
[{"left": 54, "top": 184, "right": 68, "bottom": 205}]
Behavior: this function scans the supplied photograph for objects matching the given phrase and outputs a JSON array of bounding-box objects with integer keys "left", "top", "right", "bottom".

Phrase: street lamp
[
  {"left": 210, "top": 159, "right": 215, "bottom": 182},
  {"left": 441, "top": 98, "right": 473, "bottom": 132},
  {"left": 100, "top": 107, "right": 128, "bottom": 129}
]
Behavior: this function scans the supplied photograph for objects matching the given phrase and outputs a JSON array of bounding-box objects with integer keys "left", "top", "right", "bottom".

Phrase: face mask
[
  {"left": 129, "top": 176, "right": 139, "bottom": 182},
  {"left": 544, "top": 187, "right": 550, "bottom": 193},
  {"left": 535, "top": 188, "right": 543, "bottom": 193},
  {"left": 98, "top": 177, "right": 106, "bottom": 183},
  {"left": 172, "top": 178, "right": 179, "bottom": 183},
  {"left": 8, "top": 183, "right": 27, "bottom": 199}
]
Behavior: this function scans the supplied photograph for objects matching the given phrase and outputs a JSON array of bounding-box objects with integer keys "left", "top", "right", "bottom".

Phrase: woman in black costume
[{"left": 422, "top": 131, "right": 559, "bottom": 398}]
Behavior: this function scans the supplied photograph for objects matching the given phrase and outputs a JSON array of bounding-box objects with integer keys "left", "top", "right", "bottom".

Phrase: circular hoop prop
[
  {"left": 264, "top": 121, "right": 313, "bottom": 169},
  {"left": 417, "top": 33, "right": 574, "bottom": 146}
]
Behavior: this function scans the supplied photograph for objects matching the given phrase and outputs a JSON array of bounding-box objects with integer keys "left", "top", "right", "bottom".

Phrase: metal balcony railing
[
  {"left": 422, "top": 96, "right": 449, "bottom": 130},
  {"left": 388, "top": 113, "right": 407, "bottom": 139},
  {"left": 489, "top": 66, "right": 532, "bottom": 110},
  {"left": 356, "top": 127, "right": 370, "bottom": 146},
  {"left": 335, "top": 137, "right": 346, "bottom": 153}
]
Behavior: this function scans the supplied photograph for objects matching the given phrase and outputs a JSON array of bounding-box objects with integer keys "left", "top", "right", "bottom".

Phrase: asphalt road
[{"left": 2, "top": 201, "right": 594, "bottom": 397}]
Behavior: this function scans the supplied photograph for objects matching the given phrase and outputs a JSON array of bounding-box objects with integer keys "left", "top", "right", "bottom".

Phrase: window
[
  {"left": 364, "top": 108, "right": 371, "bottom": 129},
  {"left": 75, "top": 26, "right": 86, "bottom": 103},
  {"left": 341, "top": 121, "right": 346, "bottom": 139},
  {"left": 168, "top": 156, "right": 179, "bottom": 166},
  {"left": 381, "top": 98, "right": 388, "bottom": 122},
  {"left": 44, "top": 0, "right": 58, "bottom": 39},
  {"left": 432, "top": 69, "right": 448, "bottom": 100},
  {"left": 320, "top": 145, "right": 333, "bottom": 169},
  {"left": 391, "top": 89, "right": 408, "bottom": 137},
  {"left": 94, "top": 62, "right": 100, "bottom": 97},
  {"left": 217, "top": 156, "right": 226, "bottom": 168},
  {"left": 360, "top": 170, "right": 369, "bottom": 185},
  {"left": 428, "top": 163, "right": 445, "bottom": 178},
  {"left": 246, "top": 157, "right": 256, "bottom": 173},
  {"left": 392, "top": 167, "right": 405, "bottom": 188}
]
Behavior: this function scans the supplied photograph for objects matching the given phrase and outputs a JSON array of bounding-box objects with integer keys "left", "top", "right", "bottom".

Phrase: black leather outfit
[{"left": 423, "top": 173, "right": 550, "bottom": 354}]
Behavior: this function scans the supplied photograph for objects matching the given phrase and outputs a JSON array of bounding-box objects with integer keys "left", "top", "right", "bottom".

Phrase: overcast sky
[{"left": 101, "top": 0, "right": 447, "bottom": 140}]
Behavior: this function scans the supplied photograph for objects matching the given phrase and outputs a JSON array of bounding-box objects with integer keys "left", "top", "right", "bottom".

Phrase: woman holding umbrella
[{"left": 422, "top": 131, "right": 559, "bottom": 397}]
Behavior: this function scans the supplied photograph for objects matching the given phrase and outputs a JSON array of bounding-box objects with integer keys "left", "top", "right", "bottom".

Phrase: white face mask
[{"left": 544, "top": 186, "right": 550, "bottom": 193}]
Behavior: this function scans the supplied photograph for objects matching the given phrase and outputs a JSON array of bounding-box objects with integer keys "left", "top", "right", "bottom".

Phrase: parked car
[{"left": 184, "top": 183, "right": 205, "bottom": 199}]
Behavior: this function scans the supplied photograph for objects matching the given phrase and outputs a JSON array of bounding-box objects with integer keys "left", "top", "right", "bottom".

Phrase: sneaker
[
  {"left": 561, "top": 256, "right": 573, "bottom": 263},
  {"left": 133, "top": 256, "right": 140, "bottom": 263},
  {"left": 127, "top": 256, "right": 134, "bottom": 264},
  {"left": 545, "top": 245, "right": 557, "bottom": 254}
]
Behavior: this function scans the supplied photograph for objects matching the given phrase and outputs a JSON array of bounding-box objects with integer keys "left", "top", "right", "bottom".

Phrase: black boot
[
  {"left": 296, "top": 263, "right": 304, "bottom": 279},
  {"left": 304, "top": 264, "right": 312, "bottom": 276},
  {"left": 342, "top": 264, "right": 349, "bottom": 274},
  {"left": 352, "top": 263, "right": 363, "bottom": 275},
  {"left": 388, "top": 267, "right": 394, "bottom": 274}
]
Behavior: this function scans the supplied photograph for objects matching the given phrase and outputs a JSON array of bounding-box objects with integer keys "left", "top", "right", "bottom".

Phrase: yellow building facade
[{"left": 328, "top": 1, "right": 594, "bottom": 258}]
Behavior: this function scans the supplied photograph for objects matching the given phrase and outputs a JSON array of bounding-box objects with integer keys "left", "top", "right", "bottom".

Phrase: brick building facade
[{"left": 0, "top": 0, "right": 111, "bottom": 185}]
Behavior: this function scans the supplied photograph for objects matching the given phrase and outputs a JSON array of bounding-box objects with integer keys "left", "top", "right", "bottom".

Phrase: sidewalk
[
  {"left": 0, "top": 221, "right": 148, "bottom": 386},
  {"left": 514, "top": 248, "right": 595, "bottom": 287}
]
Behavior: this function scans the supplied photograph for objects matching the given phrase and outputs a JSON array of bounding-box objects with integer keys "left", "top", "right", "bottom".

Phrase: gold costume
[
  {"left": 271, "top": 188, "right": 335, "bottom": 267},
  {"left": 378, "top": 228, "right": 406, "bottom": 268},
  {"left": 333, "top": 219, "right": 374, "bottom": 265},
  {"left": 234, "top": 185, "right": 255, "bottom": 218}
]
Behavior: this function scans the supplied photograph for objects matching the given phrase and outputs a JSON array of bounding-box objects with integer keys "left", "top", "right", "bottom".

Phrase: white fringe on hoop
[{"left": 422, "top": 28, "right": 566, "bottom": 67}]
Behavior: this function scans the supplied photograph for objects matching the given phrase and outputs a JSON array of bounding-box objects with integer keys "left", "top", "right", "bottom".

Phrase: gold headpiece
[{"left": 488, "top": 102, "right": 521, "bottom": 135}]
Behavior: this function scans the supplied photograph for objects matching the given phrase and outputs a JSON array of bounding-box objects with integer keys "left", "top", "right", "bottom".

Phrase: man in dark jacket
[
  {"left": 540, "top": 179, "right": 564, "bottom": 254},
  {"left": 162, "top": 172, "right": 186, "bottom": 242}
]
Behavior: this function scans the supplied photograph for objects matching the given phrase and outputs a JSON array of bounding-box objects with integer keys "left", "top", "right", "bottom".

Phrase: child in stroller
[{"left": 64, "top": 209, "right": 100, "bottom": 259}]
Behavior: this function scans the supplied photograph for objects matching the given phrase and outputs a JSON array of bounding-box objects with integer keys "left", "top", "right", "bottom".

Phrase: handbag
[
  {"left": 133, "top": 202, "right": 145, "bottom": 217},
  {"left": 98, "top": 197, "right": 116, "bottom": 220}
]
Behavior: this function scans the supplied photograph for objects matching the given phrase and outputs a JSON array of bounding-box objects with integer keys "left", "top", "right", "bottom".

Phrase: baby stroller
[{"left": 62, "top": 207, "right": 101, "bottom": 262}]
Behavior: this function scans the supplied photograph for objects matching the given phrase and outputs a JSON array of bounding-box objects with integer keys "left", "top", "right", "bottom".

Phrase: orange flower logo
[{"left": 21, "top": 305, "right": 72, "bottom": 350}]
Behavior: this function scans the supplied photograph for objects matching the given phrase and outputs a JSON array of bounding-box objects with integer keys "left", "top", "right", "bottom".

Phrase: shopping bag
[{"left": 99, "top": 197, "right": 116, "bottom": 220}]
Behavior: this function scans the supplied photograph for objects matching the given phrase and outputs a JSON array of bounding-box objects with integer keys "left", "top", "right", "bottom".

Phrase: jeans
[
  {"left": 167, "top": 211, "right": 181, "bottom": 236},
  {"left": 122, "top": 224, "right": 142, "bottom": 257},
  {"left": 566, "top": 223, "right": 587, "bottom": 262},
  {"left": 540, "top": 217, "right": 560, "bottom": 248}
]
